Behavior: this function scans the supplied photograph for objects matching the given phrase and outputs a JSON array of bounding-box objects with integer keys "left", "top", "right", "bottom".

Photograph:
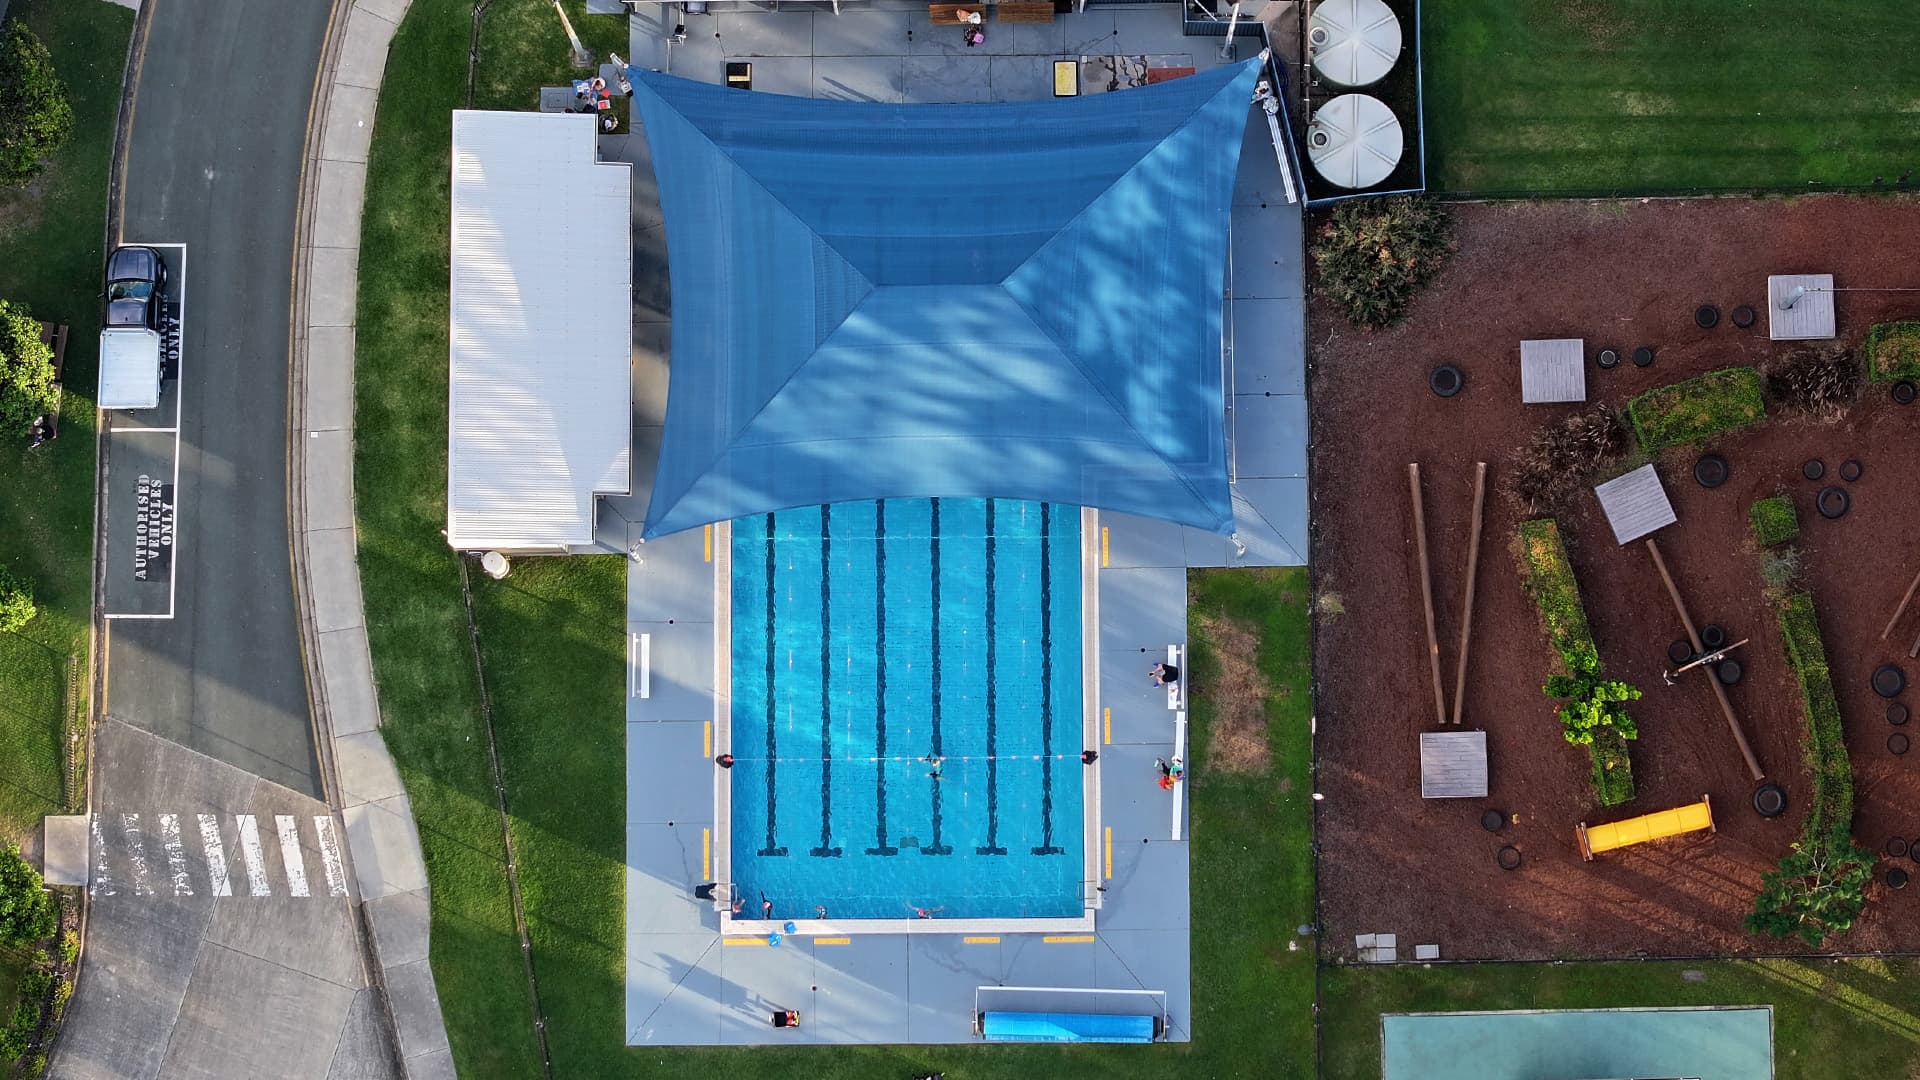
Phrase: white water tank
[
  {"left": 1306, "top": 93, "right": 1404, "bottom": 189},
  {"left": 1309, "top": 0, "right": 1402, "bottom": 89}
]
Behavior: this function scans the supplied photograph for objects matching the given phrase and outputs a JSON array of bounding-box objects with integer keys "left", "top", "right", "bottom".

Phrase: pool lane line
[
  {"left": 867, "top": 500, "right": 898, "bottom": 857},
  {"left": 963, "top": 936, "right": 1000, "bottom": 944},
  {"left": 1034, "top": 502, "right": 1063, "bottom": 855},
  {"left": 811, "top": 505, "right": 842, "bottom": 858},
  {"left": 759, "top": 514, "right": 786, "bottom": 857},
  {"left": 977, "top": 500, "right": 1008, "bottom": 856},
  {"left": 1104, "top": 826, "right": 1112, "bottom": 879},
  {"left": 924, "top": 498, "right": 952, "bottom": 856},
  {"left": 1044, "top": 935, "right": 1095, "bottom": 944},
  {"left": 814, "top": 937, "right": 852, "bottom": 946}
]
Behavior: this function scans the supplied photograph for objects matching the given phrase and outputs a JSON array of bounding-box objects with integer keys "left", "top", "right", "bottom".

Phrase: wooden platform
[
  {"left": 1519, "top": 338, "right": 1586, "bottom": 404},
  {"left": 1419, "top": 730, "right": 1488, "bottom": 798},
  {"left": 1594, "top": 463, "right": 1677, "bottom": 545}
]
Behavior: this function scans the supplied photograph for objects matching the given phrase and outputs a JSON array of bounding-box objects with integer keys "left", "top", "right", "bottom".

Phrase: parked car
[{"left": 99, "top": 245, "right": 167, "bottom": 410}]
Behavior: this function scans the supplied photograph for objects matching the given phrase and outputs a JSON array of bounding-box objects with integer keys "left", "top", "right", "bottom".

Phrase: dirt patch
[
  {"left": 1311, "top": 195, "right": 1920, "bottom": 960},
  {"left": 1194, "top": 611, "right": 1273, "bottom": 774}
]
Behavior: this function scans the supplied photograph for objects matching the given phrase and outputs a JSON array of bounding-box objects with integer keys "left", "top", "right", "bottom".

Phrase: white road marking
[
  {"left": 159, "top": 813, "right": 193, "bottom": 896},
  {"left": 314, "top": 816, "right": 348, "bottom": 898},
  {"left": 199, "top": 814, "right": 231, "bottom": 897},
  {"left": 122, "top": 813, "right": 155, "bottom": 896},
  {"left": 276, "top": 815, "right": 310, "bottom": 898},
  {"left": 90, "top": 815, "right": 115, "bottom": 897},
  {"left": 235, "top": 814, "right": 272, "bottom": 896}
]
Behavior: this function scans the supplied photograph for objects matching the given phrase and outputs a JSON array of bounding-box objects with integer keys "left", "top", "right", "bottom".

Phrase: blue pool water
[{"left": 729, "top": 498, "right": 1085, "bottom": 921}]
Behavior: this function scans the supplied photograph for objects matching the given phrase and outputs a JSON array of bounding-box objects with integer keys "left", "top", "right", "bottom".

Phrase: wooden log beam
[
  {"left": 1645, "top": 538, "right": 1765, "bottom": 782},
  {"left": 1450, "top": 462, "right": 1487, "bottom": 726},
  {"left": 1408, "top": 464, "right": 1447, "bottom": 729}
]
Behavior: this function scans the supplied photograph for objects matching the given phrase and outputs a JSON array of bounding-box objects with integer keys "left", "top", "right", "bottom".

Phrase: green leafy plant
[
  {"left": 0, "top": 566, "right": 35, "bottom": 633},
  {"left": 57, "top": 929, "right": 77, "bottom": 966},
  {"left": 0, "top": 299, "right": 58, "bottom": 439},
  {"left": 1749, "top": 494, "right": 1799, "bottom": 548},
  {"left": 0, "top": 845, "right": 54, "bottom": 946},
  {"left": 1309, "top": 196, "right": 1454, "bottom": 330},
  {"left": 0, "top": 19, "right": 72, "bottom": 187},
  {"left": 1626, "top": 367, "right": 1767, "bottom": 450},
  {"left": 1862, "top": 320, "right": 1920, "bottom": 384},
  {"left": 50, "top": 976, "right": 71, "bottom": 1019},
  {"left": 1544, "top": 668, "right": 1642, "bottom": 746}
]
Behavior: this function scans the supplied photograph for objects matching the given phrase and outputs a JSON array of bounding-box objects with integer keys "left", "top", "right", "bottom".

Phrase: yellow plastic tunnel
[{"left": 1577, "top": 795, "right": 1715, "bottom": 860}]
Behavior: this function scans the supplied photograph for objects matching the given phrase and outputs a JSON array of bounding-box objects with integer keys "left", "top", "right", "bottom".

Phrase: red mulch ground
[{"left": 1310, "top": 195, "right": 1920, "bottom": 960}]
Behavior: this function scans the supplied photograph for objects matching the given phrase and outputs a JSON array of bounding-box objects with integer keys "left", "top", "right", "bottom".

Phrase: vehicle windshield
[{"left": 108, "top": 280, "right": 155, "bottom": 301}]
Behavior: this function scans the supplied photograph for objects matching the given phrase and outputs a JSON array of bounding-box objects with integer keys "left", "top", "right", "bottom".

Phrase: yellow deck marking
[
  {"left": 1103, "top": 707, "right": 1111, "bottom": 745},
  {"left": 963, "top": 936, "right": 1000, "bottom": 944},
  {"left": 1104, "top": 826, "right": 1112, "bottom": 879},
  {"left": 814, "top": 937, "right": 852, "bottom": 946},
  {"left": 1101, "top": 526, "right": 1110, "bottom": 567},
  {"left": 702, "top": 829, "right": 711, "bottom": 880},
  {"left": 704, "top": 524, "right": 713, "bottom": 562},
  {"left": 704, "top": 721, "right": 712, "bottom": 758},
  {"left": 723, "top": 936, "right": 769, "bottom": 946},
  {"left": 1044, "top": 935, "right": 1095, "bottom": 944}
]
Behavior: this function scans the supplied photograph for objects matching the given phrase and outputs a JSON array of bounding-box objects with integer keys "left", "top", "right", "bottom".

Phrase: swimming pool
[{"left": 725, "top": 498, "right": 1087, "bottom": 922}]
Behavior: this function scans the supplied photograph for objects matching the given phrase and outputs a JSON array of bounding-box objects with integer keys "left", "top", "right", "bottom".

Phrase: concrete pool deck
[{"left": 607, "top": 0, "right": 1305, "bottom": 1046}]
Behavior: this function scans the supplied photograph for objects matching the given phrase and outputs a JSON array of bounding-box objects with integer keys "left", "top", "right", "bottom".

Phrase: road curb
[{"left": 287, "top": 1, "right": 453, "bottom": 1078}]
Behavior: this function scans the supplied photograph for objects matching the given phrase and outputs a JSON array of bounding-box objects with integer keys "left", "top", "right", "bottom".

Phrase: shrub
[
  {"left": 1749, "top": 494, "right": 1798, "bottom": 548},
  {"left": 1508, "top": 406, "right": 1629, "bottom": 515},
  {"left": 57, "top": 930, "right": 77, "bottom": 966},
  {"left": 1626, "top": 367, "right": 1767, "bottom": 451},
  {"left": 0, "top": 846, "right": 54, "bottom": 946},
  {"left": 0, "top": 299, "right": 59, "bottom": 439},
  {"left": 1515, "top": 519, "right": 1637, "bottom": 806},
  {"left": 0, "top": 567, "right": 34, "bottom": 633},
  {"left": 1309, "top": 196, "right": 1454, "bottom": 330},
  {"left": 1862, "top": 320, "right": 1920, "bottom": 384},
  {"left": 50, "top": 976, "right": 70, "bottom": 1019},
  {"left": 1764, "top": 347, "right": 1859, "bottom": 419},
  {"left": 0, "top": 20, "right": 72, "bottom": 187}
]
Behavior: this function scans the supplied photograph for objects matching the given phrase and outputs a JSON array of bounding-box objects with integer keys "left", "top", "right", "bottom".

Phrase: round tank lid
[
  {"left": 1307, "top": 94, "right": 1404, "bottom": 189},
  {"left": 1309, "top": 0, "right": 1402, "bottom": 88}
]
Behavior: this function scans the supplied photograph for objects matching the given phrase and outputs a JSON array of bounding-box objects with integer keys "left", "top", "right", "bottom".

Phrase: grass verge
[
  {"left": 1322, "top": 956, "right": 1920, "bottom": 1079},
  {"left": 1627, "top": 367, "right": 1766, "bottom": 452},
  {"left": 1420, "top": 1, "right": 1920, "bottom": 194},
  {"left": 1514, "top": 520, "right": 1634, "bottom": 807}
]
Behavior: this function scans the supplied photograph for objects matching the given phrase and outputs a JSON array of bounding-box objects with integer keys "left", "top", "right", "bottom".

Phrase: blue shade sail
[{"left": 630, "top": 60, "right": 1263, "bottom": 539}]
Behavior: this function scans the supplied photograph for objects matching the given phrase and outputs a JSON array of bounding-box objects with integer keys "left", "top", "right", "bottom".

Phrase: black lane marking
[
  {"left": 924, "top": 497, "right": 951, "bottom": 855},
  {"left": 759, "top": 514, "right": 786, "bottom": 857},
  {"left": 812, "top": 505, "right": 842, "bottom": 858},
  {"left": 978, "top": 500, "right": 1007, "bottom": 856},
  {"left": 866, "top": 500, "right": 897, "bottom": 856},
  {"left": 1033, "top": 502, "right": 1063, "bottom": 855}
]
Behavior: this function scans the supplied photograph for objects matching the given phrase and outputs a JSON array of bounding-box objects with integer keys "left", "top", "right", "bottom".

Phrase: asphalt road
[{"left": 105, "top": 0, "right": 334, "bottom": 797}]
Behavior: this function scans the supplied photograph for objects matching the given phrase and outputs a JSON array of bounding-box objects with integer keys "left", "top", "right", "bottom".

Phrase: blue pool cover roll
[
  {"left": 981, "top": 1010, "right": 1158, "bottom": 1043},
  {"left": 628, "top": 61, "right": 1263, "bottom": 540}
]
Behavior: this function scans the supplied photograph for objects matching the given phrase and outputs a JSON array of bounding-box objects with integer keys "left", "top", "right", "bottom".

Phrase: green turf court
[{"left": 1384, "top": 1006, "right": 1773, "bottom": 1080}]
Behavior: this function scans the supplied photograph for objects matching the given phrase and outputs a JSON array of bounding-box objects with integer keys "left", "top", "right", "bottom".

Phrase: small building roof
[
  {"left": 447, "top": 111, "right": 632, "bottom": 551},
  {"left": 1594, "top": 463, "right": 1677, "bottom": 545},
  {"left": 1520, "top": 338, "right": 1586, "bottom": 404},
  {"left": 1767, "top": 274, "right": 1836, "bottom": 340},
  {"left": 1419, "top": 731, "right": 1488, "bottom": 798}
]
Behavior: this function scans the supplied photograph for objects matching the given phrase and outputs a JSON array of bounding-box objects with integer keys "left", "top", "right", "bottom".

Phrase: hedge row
[
  {"left": 1749, "top": 494, "right": 1799, "bottom": 548},
  {"left": 1776, "top": 593, "right": 1853, "bottom": 835},
  {"left": 1516, "top": 519, "right": 1636, "bottom": 806},
  {"left": 1626, "top": 366, "right": 1767, "bottom": 451},
  {"left": 1862, "top": 320, "right": 1920, "bottom": 384}
]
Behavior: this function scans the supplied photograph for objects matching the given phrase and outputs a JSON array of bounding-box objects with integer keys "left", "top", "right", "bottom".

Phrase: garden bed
[
  {"left": 1311, "top": 196, "right": 1920, "bottom": 961},
  {"left": 1627, "top": 366, "right": 1766, "bottom": 450}
]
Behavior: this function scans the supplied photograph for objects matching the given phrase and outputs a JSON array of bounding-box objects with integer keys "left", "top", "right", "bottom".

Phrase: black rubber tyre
[
  {"left": 1891, "top": 702, "right": 1910, "bottom": 726},
  {"left": 1753, "top": 783, "right": 1788, "bottom": 818},
  {"left": 1874, "top": 664, "right": 1907, "bottom": 698},
  {"left": 1816, "top": 485, "right": 1849, "bottom": 519},
  {"left": 1496, "top": 846, "right": 1522, "bottom": 871},
  {"left": 1891, "top": 733, "right": 1911, "bottom": 755},
  {"left": 1481, "top": 810, "right": 1505, "bottom": 833},
  {"left": 1596, "top": 348, "right": 1620, "bottom": 370},
  {"left": 1895, "top": 381, "right": 1919, "bottom": 406},
  {"left": 1731, "top": 304, "right": 1757, "bottom": 329},
  {"left": 1802, "top": 459, "right": 1826, "bottom": 481},
  {"left": 1840, "top": 459, "right": 1864, "bottom": 482},
  {"left": 1891, "top": 836, "right": 1911, "bottom": 858},
  {"left": 1716, "top": 659, "right": 1743, "bottom": 686},
  {"left": 1429, "top": 364, "right": 1464, "bottom": 398},
  {"left": 1632, "top": 346, "right": 1655, "bottom": 368},
  {"left": 1668, "top": 639, "right": 1695, "bottom": 665},
  {"left": 1693, "top": 454, "right": 1729, "bottom": 488},
  {"left": 1701, "top": 623, "right": 1728, "bottom": 650},
  {"left": 1695, "top": 304, "right": 1720, "bottom": 329},
  {"left": 1893, "top": 868, "right": 1912, "bottom": 890}
]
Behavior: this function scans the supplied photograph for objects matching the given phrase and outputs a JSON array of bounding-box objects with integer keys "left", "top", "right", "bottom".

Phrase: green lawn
[
  {"left": 1322, "top": 957, "right": 1920, "bottom": 1079},
  {"left": 1421, "top": 1, "right": 1920, "bottom": 194},
  {"left": 0, "top": 0, "right": 134, "bottom": 842}
]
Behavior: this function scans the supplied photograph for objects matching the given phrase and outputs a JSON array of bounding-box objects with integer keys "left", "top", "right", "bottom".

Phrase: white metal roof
[{"left": 448, "top": 110, "right": 632, "bottom": 551}]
